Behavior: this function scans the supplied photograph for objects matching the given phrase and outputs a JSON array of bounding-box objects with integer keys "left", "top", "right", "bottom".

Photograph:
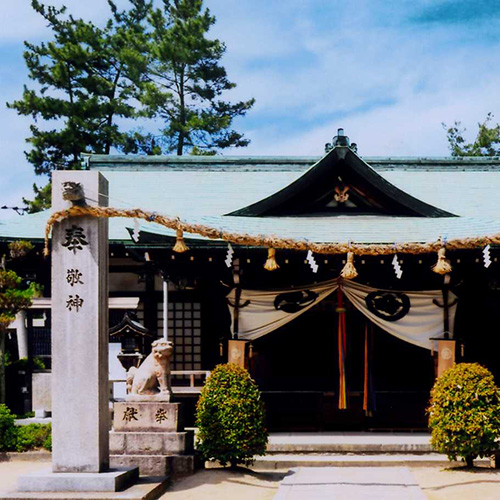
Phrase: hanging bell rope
[
  {"left": 341, "top": 251, "right": 358, "bottom": 279},
  {"left": 264, "top": 247, "right": 279, "bottom": 271},
  {"left": 173, "top": 225, "right": 189, "bottom": 253},
  {"left": 432, "top": 247, "right": 452, "bottom": 275}
]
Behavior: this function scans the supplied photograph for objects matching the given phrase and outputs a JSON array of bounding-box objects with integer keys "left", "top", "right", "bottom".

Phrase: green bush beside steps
[
  {"left": 195, "top": 363, "right": 268, "bottom": 468},
  {"left": 428, "top": 363, "right": 500, "bottom": 467}
]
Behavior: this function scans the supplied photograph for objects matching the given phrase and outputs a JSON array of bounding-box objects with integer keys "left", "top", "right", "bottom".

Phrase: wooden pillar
[
  {"left": 436, "top": 339, "right": 456, "bottom": 378},
  {"left": 228, "top": 339, "right": 248, "bottom": 369},
  {"left": 142, "top": 266, "right": 157, "bottom": 335}
]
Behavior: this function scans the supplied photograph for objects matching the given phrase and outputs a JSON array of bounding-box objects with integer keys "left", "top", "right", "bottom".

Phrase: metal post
[{"left": 163, "top": 278, "right": 168, "bottom": 341}]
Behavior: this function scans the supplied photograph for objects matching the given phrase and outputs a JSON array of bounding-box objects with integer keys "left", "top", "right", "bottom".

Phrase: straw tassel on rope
[
  {"left": 264, "top": 247, "right": 279, "bottom": 271},
  {"left": 341, "top": 251, "right": 358, "bottom": 279},
  {"left": 432, "top": 247, "right": 452, "bottom": 275},
  {"left": 173, "top": 226, "right": 189, "bottom": 253}
]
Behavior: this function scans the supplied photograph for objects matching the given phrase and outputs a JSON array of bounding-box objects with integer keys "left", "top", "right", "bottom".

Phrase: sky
[{"left": 1, "top": 0, "right": 500, "bottom": 215}]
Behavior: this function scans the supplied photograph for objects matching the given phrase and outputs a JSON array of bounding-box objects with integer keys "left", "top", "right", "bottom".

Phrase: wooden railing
[{"left": 171, "top": 370, "right": 211, "bottom": 389}]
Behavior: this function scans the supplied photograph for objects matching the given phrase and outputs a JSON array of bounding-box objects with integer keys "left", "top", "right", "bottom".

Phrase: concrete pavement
[{"left": 274, "top": 467, "right": 427, "bottom": 499}]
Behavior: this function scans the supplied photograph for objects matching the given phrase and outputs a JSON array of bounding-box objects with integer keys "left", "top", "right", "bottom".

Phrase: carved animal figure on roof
[{"left": 126, "top": 339, "right": 173, "bottom": 400}]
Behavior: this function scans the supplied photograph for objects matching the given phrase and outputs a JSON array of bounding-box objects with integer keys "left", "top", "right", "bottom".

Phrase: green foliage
[
  {"left": 428, "top": 363, "right": 500, "bottom": 466},
  {"left": 8, "top": 0, "right": 151, "bottom": 175},
  {"left": 0, "top": 242, "right": 36, "bottom": 403},
  {"left": 8, "top": 0, "right": 153, "bottom": 210},
  {"left": 195, "top": 363, "right": 268, "bottom": 467},
  {"left": 16, "top": 423, "right": 52, "bottom": 452},
  {"left": 8, "top": 241, "right": 34, "bottom": 260},
  {"left": 139, "top": 0, "right": 255, "bottom": 155},
  {"left": 43, "top": 430, "right": 52, "bottom": 451},
  {"left": 15, "top": 411, "right": 35, "bottom": 420},
  {"left": 444, "top": 113, "right": 500, "bottom": 157},
  {"left": 0, "top": 404, "right": 18, "bottom": 451},
  {"left": 23, "top": 183, "right": 51, "bottom": 213},
  {"left": 11, "top": 0, "right": 254, "bottom": 210},
  {"left": 5, "top": 357, "right": 46, "bottom": 371},
  {"left": 0, "top": 405, "right": 52, "bottom": 452},
  {"left": 0, "top": 271, "right": 34, "bottom": 331},
  {"left": 33, "top": 357, "right": 46, "bottom": 371}
]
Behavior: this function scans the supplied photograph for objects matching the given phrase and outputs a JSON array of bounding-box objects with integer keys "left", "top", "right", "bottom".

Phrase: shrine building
[{"left": 2, "top": 130, "right": 500, "bottom": 430}]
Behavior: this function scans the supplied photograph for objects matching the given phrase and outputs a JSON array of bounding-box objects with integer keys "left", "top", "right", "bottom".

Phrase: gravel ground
[
  {"left": 413, "top": 465, "right": 500, "bottom": 500},
  {"left": 1, "top": 460, "right": 500, "bottom": 499}
]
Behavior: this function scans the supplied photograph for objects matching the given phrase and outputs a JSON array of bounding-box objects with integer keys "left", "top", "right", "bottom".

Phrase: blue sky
[{"left": 1, "top": 0, "right": 500, "bottom": 213}]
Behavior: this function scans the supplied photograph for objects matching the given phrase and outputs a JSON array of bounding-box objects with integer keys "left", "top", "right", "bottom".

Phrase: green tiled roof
[{"left": 2, "top": 153, "right": 500, "bottom": 246}]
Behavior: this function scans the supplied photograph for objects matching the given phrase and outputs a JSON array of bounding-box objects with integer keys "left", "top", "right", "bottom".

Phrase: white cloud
[{"left": 243, "top": 78, "right": 500, "bottom": 157}]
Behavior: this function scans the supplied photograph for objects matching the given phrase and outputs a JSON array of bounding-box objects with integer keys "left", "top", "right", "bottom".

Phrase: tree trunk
[
  {"left": 0, "top": 331, "right": 5, "bottom": 404},
  {"left": 176, "top": 67, "right": 186, "bottom": 156},
  {"left": 176, "top": 132, "right": 184, "bottom": 156},
  {"left": 465, "top": 455, "right": 475, "bottom": 468}
]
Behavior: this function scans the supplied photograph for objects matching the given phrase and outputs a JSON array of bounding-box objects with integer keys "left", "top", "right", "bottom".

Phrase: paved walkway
[{"left": 274, "top": 467, "right": 426, "bottom": 499}]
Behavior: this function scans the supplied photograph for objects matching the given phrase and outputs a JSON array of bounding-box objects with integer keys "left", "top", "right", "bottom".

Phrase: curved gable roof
[{"left": 228, "top": 147, "right": 455, "bottom": 218}]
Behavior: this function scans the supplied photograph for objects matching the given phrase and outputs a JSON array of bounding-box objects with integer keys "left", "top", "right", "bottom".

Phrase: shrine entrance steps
[
  {"left": 267, "top": 432, "right": 433, "bottom": 453},
  {"left": 247, "top": 432, "right": 491, "bottom": 470}
]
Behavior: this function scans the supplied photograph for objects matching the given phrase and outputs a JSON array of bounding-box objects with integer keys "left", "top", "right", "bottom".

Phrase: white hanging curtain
[
  {"left": 227, "top": 278, "right": 457, "bottom": 350},
  {"left": 341, "top": 280, "right": 457, "bottom": 350},
  {"left": 228, "top": 279, "right": 338, "bottom": 340}
]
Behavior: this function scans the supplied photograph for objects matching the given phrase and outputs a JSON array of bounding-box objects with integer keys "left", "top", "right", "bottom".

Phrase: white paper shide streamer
[
  {"left": 225, "top": 243, "right": 234, "bottom": 268},
  {"left": 483, "top": 245, "right": 492, "bottom": 268},
  {"left": 306, "top": 250, "right": 318, "bottom": 273},
  {"left": 392, "top": 254, "right": 403, "bottom": 279},
  {"left": 132, "top": 219, "right": 140, "bottom": 242}
]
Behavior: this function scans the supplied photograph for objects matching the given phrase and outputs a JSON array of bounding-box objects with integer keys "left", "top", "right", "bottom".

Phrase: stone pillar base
[
  {"left": 111, "top": 401, "right": 196, "bottom": 478},
  {"left": 110, "top": 454, "right": 197, "bottom": 478},
  {"left": 17, "top": 467, "right": 138, "bottom": 492},
  {"left": 110, "top": 430, "right": 193, "bottom": 455}
]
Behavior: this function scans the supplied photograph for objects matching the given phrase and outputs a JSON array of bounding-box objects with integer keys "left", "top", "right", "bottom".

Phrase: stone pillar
[
  {"left": 15, "top": 310, "right": 29, "bottom": 359},
  {"left": 17, "top": 171, "right": 143, "bottom": 494},
  {"left": 50, "top": 171, "right": 110, "bottom": 472}
]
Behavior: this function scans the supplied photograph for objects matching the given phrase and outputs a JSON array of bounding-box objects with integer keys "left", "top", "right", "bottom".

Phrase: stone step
[
  {"left": 267, "top": 433, "right": 433, "bottom": 454},
  {"left": 250, "top": 453, "right": 491, "bottom": 470}
]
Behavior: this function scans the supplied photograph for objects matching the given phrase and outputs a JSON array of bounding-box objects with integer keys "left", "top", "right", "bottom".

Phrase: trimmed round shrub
[
  {"left": 0, "top": 404, "right": 18, "bottom": 451},
  {"left": 195, "top": 363, "right": 268, "bottom": 467},
  {"left": 428, "top": 363, "right": 500, "bottom": 467}
]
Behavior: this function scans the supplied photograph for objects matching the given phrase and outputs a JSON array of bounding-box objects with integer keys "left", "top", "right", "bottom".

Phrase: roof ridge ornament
[{"left": 325, "top": 128, "right": 358, "bottom": 154}]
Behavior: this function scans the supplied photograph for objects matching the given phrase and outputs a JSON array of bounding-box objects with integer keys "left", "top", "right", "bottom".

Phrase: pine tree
[
  {"left": 142, "top": 0, "right": 255, "bottom": 155},
  {"left": 7, "top": 0, "right": 152, "bottom": 209}
]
